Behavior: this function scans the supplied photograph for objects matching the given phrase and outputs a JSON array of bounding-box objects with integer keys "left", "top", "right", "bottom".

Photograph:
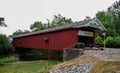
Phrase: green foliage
[
  {"left": 108, "top": 0, "right": 120, "bottom": 35},
  {"left": 96, "top": 11, "right": 113, "bottom": 28},
  {"left": 95, "top": 1, "right": 120, "bottom": 48},
  {"left": 29, "top": 14, "right": 73, "bottom": 31},
  {"left": 0, "top": 17, "right": 7, "bottom": 27},
  {"left": 0, "top": 60, "right": 60, "bottom": 73},
  {"left": 0, "top": 56, "right": 18, "bottom": 66},
  {"left": 51, "top": 14, "right": 73, "bottom": 27},
  {"left": 96, "top": 11, "right": 117, "bottom": 37},
  {"left": 106, "top": 28, "right": 118, "bottom": 37},
  {"left": 18, "top": 49, "right": 48, "bottom": 61},
  {"left": 105, "top": 36, "right": 114, "bottom": 47},
  {"left": 74, "top": 43, "right": 85, "bottom": 48},
  {"left": 0, "top": 17, "right": 4, "bottom": 21},
  {"left": 95, "top": 36, "right": 104, "bottom": 46},
  {"left": 50, "top": 51, "right": 63, "bottom": 60},
  {"left": 114, "top": 37, "right": 120, "bottom": 47},
  {"left": 13, "top": 29, "right": 30, "bottom": 35},
  {"left": 30, "top": 21, "right": 46, "bottom": 31},
  {"left": 0, "top": 17, "right": 4, "bottom": 25},
  {"left": 16, "top": 48, "right": 62, "bottom": 61},
  {"left": 84, "top": 16, "right": 91, "bottom": 20},
  {"left": 105, "top": 36, "right": 120, "bottom": 48},
  {"left": 0, "top": 34, "right": 10, "bottom": 54}
]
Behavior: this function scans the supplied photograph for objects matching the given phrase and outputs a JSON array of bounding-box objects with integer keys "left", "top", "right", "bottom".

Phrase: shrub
[
  {"left": 105, "top": 36, "right": 115, "bottom": 47},
  {"left": 114, "top": 37, "right": 120, "bottom": 48},
  {"left": 18, "top": 49, "right": 48, "bottom": 61},
  {"left": 18, "top": 49, "right": 63, "bottom": 61},
  {"left": 105, "top": 36, "right": 120, "bottom": 48},
  {"left": 74, "top": 43, "right": 85, "bottom": 48},
  {"left": 0, "top": 56, "right": 18, "bottom": 66},
  {"left": 95, "top": 36, "right": 104, "bottom": 47},
  {"left": 0, "top": 34, "right": 10, "bottom": 54}
]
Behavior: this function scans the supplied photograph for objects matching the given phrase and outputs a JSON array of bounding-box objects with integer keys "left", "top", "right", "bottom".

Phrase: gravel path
[{"left": 50, "top": 63, "right": 94, "bottom": 73}]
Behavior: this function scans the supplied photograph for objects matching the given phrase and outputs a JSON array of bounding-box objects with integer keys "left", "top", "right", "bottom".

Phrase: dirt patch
[
  {"left": 92, "top": 54, "right": 120, "bottom": 61},
  {"left": 89, "top": 61, "right": 120, "bottom": 73},
  {"left": 50, "top": 55, "right": 99, "bottom": 72}
]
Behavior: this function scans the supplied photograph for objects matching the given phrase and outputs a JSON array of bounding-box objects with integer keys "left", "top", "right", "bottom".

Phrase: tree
[
  {"left": 95, "top": 36, "right": 103, "bottom": 46},
  {"left": 105, "top": 36, "right": 120, "bottom": 48},
  {"left": 13, "top": 29, "right": 30, "bottom": 35},
  {"left": 96, "top": 11, "right": 117, "bottom": 37},
  {"left": 0, "top": 34, "right": 10, "bottom": 54},
  {"left": 30, "top": 21, "right": 45, "bottom": 31},
  {"left": 96, "top": 11, "right": 114, "bottom": 29},
  {"left": 29, "top": 14, "right": 73, "bottom": 31},
  {"left": 51, "top": 14, "right": 73, "bottom": 27},
  {"left": 105, "top": 36, "right": 114, "bottom": 47},
  {"left": 108, "top": 0, "right": 120, "bottom": 35},
  {"left": 84, "top": 16, "right": 91, "bottom": 20},
  {"left": 0, "top": 17, "right": 7, "bottom": 27}
]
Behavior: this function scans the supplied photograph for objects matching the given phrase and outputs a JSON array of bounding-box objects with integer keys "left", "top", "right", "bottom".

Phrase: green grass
[
  {"left": 89, "top": 61, "right": 120, "bottom": 73},
  {"left": 0, "top": 60, "right": 60, "bottom": 73},
  {"left": 0, "top": 56, "right": 19, "bottom": 66}
]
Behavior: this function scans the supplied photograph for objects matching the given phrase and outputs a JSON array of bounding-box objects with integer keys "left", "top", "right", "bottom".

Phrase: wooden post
[
  {"left": 62, "top": 50, "right": 64, "bottom": 62},
  {"left": 93, "top": 32, "right": 95, "bottom": 45}
]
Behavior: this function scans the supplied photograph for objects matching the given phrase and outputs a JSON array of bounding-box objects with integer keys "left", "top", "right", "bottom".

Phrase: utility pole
[{"left": 102, "top": 33, "right": 106, "bottom": 49}]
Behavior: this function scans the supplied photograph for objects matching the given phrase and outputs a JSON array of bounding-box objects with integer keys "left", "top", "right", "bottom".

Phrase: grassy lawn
[
  {"left": 0, "top": 57, "right": 60, "bottom": 73},
  {"left": 89, "top": 61, "right": 120, "bottom": 73}
]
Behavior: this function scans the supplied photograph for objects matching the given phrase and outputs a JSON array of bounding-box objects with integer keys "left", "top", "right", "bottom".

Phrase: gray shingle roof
[{"left": 12, "top": 18, "right": 105, "bottom": 38}]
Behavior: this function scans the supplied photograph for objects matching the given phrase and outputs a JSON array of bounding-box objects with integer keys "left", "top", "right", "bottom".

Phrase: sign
[
  {"left": 86, "top": 31, "right": 93, "bottom": 37},
  {"left": 78, "top": 30, "right": 93, "bottom": 37}
]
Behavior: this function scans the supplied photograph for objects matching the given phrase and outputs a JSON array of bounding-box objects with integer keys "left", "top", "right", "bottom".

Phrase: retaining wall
[
  {"left": 63, "top": 48, "right": 84, "bottom": 61},
  {"left": 84, "top": 48, "right": 120, "bottom": 55},
  {"left": 63, "top": 48, "right": 120, "bottom": 61}
]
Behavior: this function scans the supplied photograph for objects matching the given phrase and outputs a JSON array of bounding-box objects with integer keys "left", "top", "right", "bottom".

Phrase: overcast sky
[{"left": 0, "top": 0, "right": 118, "bottom": 35}]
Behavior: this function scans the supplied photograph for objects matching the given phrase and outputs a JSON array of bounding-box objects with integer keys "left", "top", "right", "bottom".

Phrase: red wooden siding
[{"left": 13, "top": 29, "right": 78, "bottom": 51}]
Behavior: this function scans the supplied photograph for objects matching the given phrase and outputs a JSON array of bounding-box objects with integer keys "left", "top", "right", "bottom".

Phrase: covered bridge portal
[{"left": 12, "top": 18, "right": 106, "bottom": 60}]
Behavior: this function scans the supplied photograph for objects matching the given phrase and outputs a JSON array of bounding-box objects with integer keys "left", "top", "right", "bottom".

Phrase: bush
[
  {"left": 105, "top": 36, "right": 120, "bottom": 48},
  {"left": 0, "top": 56, "right": 18, "bottom": 66},
  {"left": 95, "top": 36, "right": 104, "bottom": 47},
  {"left": 18, "top": 49, "right": 48, "bottom": 61},
  {"left": 105, "top": 36, "right": 115, "bottom": 47},
  {"left": 114, "top": 37, "right": 120, "bottom": 48},
  {"left": 74, "top": 43, "right": 85, "bottom": 48},
  {"left": 0, "top": 34, "right": 10, "bottom": 54},
  {"left": 18, "top": 49, "right": 63, "bottom": 61}
]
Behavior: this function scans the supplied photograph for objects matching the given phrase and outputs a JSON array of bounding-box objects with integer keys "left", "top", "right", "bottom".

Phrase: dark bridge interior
[{"left": 78, "top": 36, "right": 94, "bottom": 47}]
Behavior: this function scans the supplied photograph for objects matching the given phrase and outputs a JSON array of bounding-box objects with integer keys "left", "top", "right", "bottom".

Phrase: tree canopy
[
  {"left": 0, "top": 34, "right": 10, "bottom": 54},
  {"left": 30, "top": 21, "right": 45, "bottom": 31},
  {"left": 30, "top": 14, "right": 73, "bottom": 32},
  {"left": 13, "top": 29, "right": 30, "bottom": 35},
  {"left": 108, "top": 0, "right": 120, "bottom": 35},
  {"left": 0, "top": 17, "right": 7, "bottom": 27},
  {"left": 13, "top": 14, "right": 73, "bottom": 35},
  {"left": 50, "top": 14, "right": 73, "bottom": 27},
  {"left": 96, "top": 11, "right": 118, "bottom": 37}
]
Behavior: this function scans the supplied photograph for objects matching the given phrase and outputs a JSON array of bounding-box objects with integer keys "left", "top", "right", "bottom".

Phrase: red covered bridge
[{"left": 12, "top": 18, "right": 106, "bottom": 60}]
